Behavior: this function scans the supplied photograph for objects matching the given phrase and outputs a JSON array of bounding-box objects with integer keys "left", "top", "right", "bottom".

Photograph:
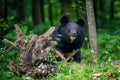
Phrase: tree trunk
[
  {"left": 16, "top": 0, "right": 24, "bottom": 22},
  {"left": 48, "top": 0, "right": 53, "bottom": 25},
  {"left": 32, "top": 0, "right": 42, "bottom": 25},
  {"left": 40, "top": 0, "right": 45, "bottom": 23},
  {"left": 110, "top": 0, "right": 114, "bottom": 19},
  {"left": 86, "top": 0, "right": 98, "bottom": 63},
  {"left": 60, "top": 0, "right": 72, "bottom": 17},
  {"left": 2, "top": 0, "right": 8, "bottom": 36},
  {"left": 32, "top": 0, "right": 44, "bottom": 25},
  {"left": 3, "top": 0, "right": 8, "bottom": 23},
  {"left": 93, "top": 0, "right": 98, "bottom": 25},
  {"left": 0, "top": 0, "right": 2, "bottom": 40},
  {"left": 0, "top": 0, "right": 2, "bottom": 18}
]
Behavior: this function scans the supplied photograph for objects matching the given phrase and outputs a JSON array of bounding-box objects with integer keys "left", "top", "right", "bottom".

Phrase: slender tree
[
  {"left": 16, "top": 0, "right": 24, "bottom": 22},
  {"left": 3, "top": 0, "right": 8, "bottom": 23},
  {"left": 48, "top": 0, "right": 53, "bottom": 25},
  {"left": 86, "top": 0, "right": 98, "bottom": 63},
  {"left": 0, "top": 0, "right": 2, "bottom": 18},
  {"left": 32, "top": 0, "right": 41, "bottom": 25},
  {"left": 32, "top": 0, "right": 44, "bottom": 25},
  {"left": 110, "top": 0, "right": 114, "bottom": 19},
  {"left": 40, "top": 0, "right": 45, "bottom": 23},
  {"left": 93, "top": 0, "right": 98, "bottom": 25},
  {"left": 0, "top": 0, "right": 2, "bottom": 40},
  {"left": 2, "top": 0, "right": 8, "bottom": 36}
]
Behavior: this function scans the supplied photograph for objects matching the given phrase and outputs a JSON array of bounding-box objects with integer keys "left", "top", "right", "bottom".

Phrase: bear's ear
[
  {"left": 60, "top": 16, "right": 69, "bottom": 24},
  {"left": 77, "top": 18, "right": 85, "bottom": 27}
]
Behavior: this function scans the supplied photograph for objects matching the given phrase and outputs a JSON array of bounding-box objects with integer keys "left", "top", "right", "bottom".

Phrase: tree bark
[
  {"left": 32, "top": 0, "right": 42, "bottom": 25},
  {"left": 16, "top": 0, "right": 24, "bottom": 22},
  {"left": 99, "top": 0, "right": 107, "bottom": 28},
  {"left": 110, "top": 0, "right": 114, "bottom": 19},
  {"left": 0, "top": 0, "right": 2, "bottom": 40},
  {"left": 48, "top": 0, "right": 53, "bottom": 25},
  {"left": 0, "top": 0, "right": 2, "bottom": 18},
  {"left": 93, "top": 0, "right": 98, "bottom": 25},
  {"left": 32, "top": 0, "right": 44, "bottom": 25},
  {"left": 40, "top": 0, "right": 45, "bottom": 23},
  {"left": 86, "top": 0, "right": 98, "bottom": 63},
  {"left": 3, "top": 0, "right": 8, "bottom": 23}
]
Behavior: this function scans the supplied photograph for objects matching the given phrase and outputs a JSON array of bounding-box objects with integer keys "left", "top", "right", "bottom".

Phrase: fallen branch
[{"left": 4, "top": 39, "right": 17, "bottom": 48}]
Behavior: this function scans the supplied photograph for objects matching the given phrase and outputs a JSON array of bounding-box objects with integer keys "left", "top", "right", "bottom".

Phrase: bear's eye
[{"left": 68, "top": 29, "right": 71, "bottom": 33}]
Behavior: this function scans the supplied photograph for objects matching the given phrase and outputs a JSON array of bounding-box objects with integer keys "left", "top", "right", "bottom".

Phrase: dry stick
[
  {"left": 55, "top": 49, "right": 79, "bottom": 61},
  {"left": 64, "top": 49, "right": 79, "bottom": 60},
  {"left": 3, "top": 39, "right": 17, "bottom": 48},
  {"left": 55, "top": 49, "right": 67, "bottom": 61},
  {"left": 52, "top": 39, "right": 79, "bottom": 61},
  {"left": 50, "top": 41, "right": 67, "bottom": 61}
]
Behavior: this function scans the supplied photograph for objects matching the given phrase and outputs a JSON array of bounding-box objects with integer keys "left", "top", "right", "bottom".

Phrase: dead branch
[{"left": 4, "top": 39, "right": 17, "bottom": 48}]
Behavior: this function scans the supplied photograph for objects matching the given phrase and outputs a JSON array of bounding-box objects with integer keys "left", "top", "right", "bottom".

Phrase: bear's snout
[{"left": 69, "top": 30, "right": 77, "bottom": 37}]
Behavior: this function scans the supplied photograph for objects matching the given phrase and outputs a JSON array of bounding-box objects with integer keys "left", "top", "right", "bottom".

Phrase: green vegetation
[
  {"left": 98, "top": 27, "right": 120, "bottom": 62},
  {"left": 0, "top": 27, "right": 120, "bottom": 80},
  {"left": 51, "top": 61, "right": 120, "bottom": 80},
  {"left": 0, "top": 0, "right": 120, "bottom": 80}
]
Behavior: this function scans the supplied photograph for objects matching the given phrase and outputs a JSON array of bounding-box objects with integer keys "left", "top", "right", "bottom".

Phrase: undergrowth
[{"left": 0, "top": 26, "right": 120, "bottom": 80}]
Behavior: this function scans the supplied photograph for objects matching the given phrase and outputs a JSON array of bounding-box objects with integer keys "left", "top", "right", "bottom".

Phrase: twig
[
  {"left": 55, "top": 49, "right": 67, "bottom": 61},
  {"left": 3, "top": 39, "right": 17, "bottom": 48}
]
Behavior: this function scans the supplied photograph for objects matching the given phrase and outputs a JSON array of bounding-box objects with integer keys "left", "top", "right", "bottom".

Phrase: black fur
[{"left": 52, "top": 16, "right": 85, "bottom": 63}]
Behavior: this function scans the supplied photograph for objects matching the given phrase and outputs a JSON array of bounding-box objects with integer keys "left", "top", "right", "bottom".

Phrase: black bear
[{"left": 52, "top": 16, "right": 85, "bottom": 63}]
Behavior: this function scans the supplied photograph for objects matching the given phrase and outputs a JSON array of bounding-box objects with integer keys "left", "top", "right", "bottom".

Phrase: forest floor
[
  {"left": 49, "top": 59, "right": 120, "bottom": 80},
  {"left": 0, "top": 26, "right": 120, "bottom": 80}
]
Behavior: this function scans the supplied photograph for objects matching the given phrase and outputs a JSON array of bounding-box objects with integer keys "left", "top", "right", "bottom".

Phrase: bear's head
[{"left": 58, "top": 16, "right": 85, "bottom": 43}]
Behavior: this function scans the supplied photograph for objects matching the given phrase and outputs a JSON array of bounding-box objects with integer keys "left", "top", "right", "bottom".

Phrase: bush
[{"left": 98, "top": 28, "right": 120, "bottom": 62}]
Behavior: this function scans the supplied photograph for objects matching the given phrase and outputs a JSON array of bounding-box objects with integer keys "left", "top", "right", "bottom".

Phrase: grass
[{"left": 50, "top": 61, "right": 120, "bottom": 80}]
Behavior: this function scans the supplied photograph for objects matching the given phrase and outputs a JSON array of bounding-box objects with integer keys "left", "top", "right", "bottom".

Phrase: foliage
[
  {"left": 0, "top": 16, "right": 15, "bottom": 31},
  {"left": 49, "top": 61, "right": 120, "bottom": 80},
  {"left": 1, "top": 27, "right": 120, "bottom": 80},
  {"left": 0, "top": 47, "right": 20, "bottom": 80},
  {"left": 0, "top": 0, "right": 120, "bottom": 79},
  {"left": 98, "top": 27, "right": 120, "bottom": 62},
  {"left": 3, "top": 21, "right": 32, "bottom": 41},
  {"left": 32, "top": 23, "right": 50, "bottom": 35}
]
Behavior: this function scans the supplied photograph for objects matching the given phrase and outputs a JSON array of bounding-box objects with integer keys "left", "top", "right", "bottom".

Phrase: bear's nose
[
  {"left": 73, "top": 32, "right": 77, "bottom": 35},
  {"left": 72, "top": 32, "right": 77, "bottom": 37},
  {"left": 69, "top": 30, "right": 77, "bottom": 37}
]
